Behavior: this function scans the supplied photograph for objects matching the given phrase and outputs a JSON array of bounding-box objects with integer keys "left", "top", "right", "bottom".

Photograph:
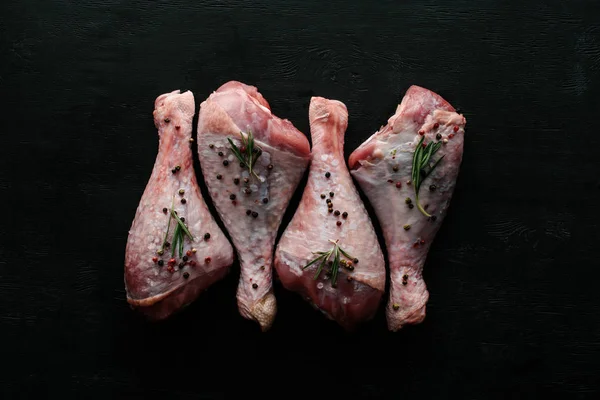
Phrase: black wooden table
[{"left": 2, "top": 1, "right": 599, "bottom": 398}]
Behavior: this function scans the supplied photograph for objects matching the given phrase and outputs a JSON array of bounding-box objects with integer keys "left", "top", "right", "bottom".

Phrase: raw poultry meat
[
  {"left": 196, "top": 81, "right": 310, "bottom": 331},
  {"left": 274, "top": 96, "right": 385, "bottom": 330},
  {"left": 349, "top": 85, "right": 466, "bottom": 331},
  {"left": 124, "top": 90, "right": 234, "bottom": 320}
]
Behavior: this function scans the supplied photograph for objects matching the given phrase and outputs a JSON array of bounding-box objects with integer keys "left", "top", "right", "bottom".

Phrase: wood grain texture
[{"left": 1, "top": 0, "right": 599, "bottom": 398}]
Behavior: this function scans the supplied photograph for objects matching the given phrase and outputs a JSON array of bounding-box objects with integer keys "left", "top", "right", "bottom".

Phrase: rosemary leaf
[
  {"left": 171, "top": 223, "right": 180, "bottom": 257},
  {"left": 429, "top": 154, "right": 446, "bottom": 175},
  {"left": 314, "top": 255, "right": 329, "bottom": 280},
  {"left": 247, "top": 133, "right": 254, "bottom": 163},
  {"left": 302, "top": 253, "right": 327, "bottom": 269},
  {"left": 179, "top": 228, "right": 184, "bottom": 257},
  {"left": 331, "top": 245, "right": 340, "bottom": 285},
  {"left": 412, "top": 136, "right": 423, "bottom": 184},
  {"left": 338, "top": 247, "right": 354, "bottom": 260},
  {"left": 421, "top": 142, "right": 435, "bottom": 170}
]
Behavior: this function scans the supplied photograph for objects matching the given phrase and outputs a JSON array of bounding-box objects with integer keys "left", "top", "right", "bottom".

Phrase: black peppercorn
[
  {"left": 223, "top": 160, "right": 229, "bottom": 166},
  {"left": 181, "top": 198, "right": 186, "bottom": 204},
  {"left": 157, "top": 260, "right": 164, "bottom": 266},
  {"left": 328, "top": 208, "right": 333, "bottom": 213},
  {"left": 162, "top": 208, "right": 168, "bottom": 214},
  {"left": 326, "top": 199, "right": 331, "bottom": 204},
  {"left": 353, "top": 258, "right": 359, "bottom": 264},
  {"left": 218, "top": 151, "right": 223, "bottom": 157},
  {"left": 165, "top": 241, "right": 170, "bottom": 248},
  {"left": 209, "top": 144, "right": 214, "bottom": 149},
  {"left": 336, "top": 221, "right": 342, "bottom": 226},
  {"left": 244, "top": 188, "right": 252, "bottom": 195},
  {"left": 180, "top": 217, "right": 185, "bottom": 222},
  {"left": 325, "top": 172, "right": 331, "bottom": 178},
  {"left": 216, "top": 174, "right": 222, "bottom": 180},
  {"left": 436, "top": 133, "right": 442, "bottom": 140},
  {"left": 164, "top": 118, "right": 170, "bottom": 123},
  {"left": 267, "top": 164, "right": 273, "bottom": 170},
  {"left": 392, "top": 165, "right": 399, "bottom": 172},
  {"left": 329, "top": 192, "right": 334, "bottom": 197},
  {"left": 175, "top": 166, "right": 181, "bottom": 171},
  {"left": 233, "top": 178, "right": 240, "bottom": 185},
  {"left": 252, "top": 283, "right": 258, "bottom": 289},
  {"left": 251, "top": 211, "right": 258, "bottom": 218},
  {"left": 321, "top": 194, "right": 326, "bottom": 199},
  {"left": 230, "top": 194, "right": 236, "bottom": 200},
  {"left": 246, "top": 209, "right": 252, "bottom": 215},
  {"left": 183, "top": 272, "right": 190, "bottom": 279},
  {"left": 183, "top": 256, "right": 188, "bottom": 262},
  {"left": 204, "top": 233, "right": 211, "bottom": 240},
  {"left": 408, "top": 203, "right": 414, "bottom": 209},
  {"left": 334, "top": 210, "right": 340, "bottom": 216},
  {"left": 342, "top": 212, "right": 348, "bottom": 218},
  {"left": 262, "top": 198, "right": 268, "bottom": 204},
  {"left": 429, "top": 184, "right": 437, "bottom": 191}
]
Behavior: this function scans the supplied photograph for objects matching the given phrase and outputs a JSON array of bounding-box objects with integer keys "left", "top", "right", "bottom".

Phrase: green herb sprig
[
  {"left": 302, "top": 239, "right": 355, "bottom": 286},
  {"left": 228, "top": 131, "right": 262, "bottom": 180},
  {"left": 412, "top": 136, "right": 445, "bottom": 217},
  {"left": 160, "top": 196, "right": 195, "bottom": 258}
]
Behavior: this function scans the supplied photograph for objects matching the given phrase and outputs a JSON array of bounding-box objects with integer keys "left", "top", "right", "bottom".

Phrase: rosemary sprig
[
  {"left": 169, "top": 209, "right": 194, "bottom": 257},
  {"left": 159, "top": 195, "right": 195, "bottom": 258},
  {"left": 228, "top": 130, "right": 262, "bottom": 180},
  {"left": 412, "top": 136, "right": 445, "bottom": 217},
  {"left": 302, "top": 239, "right": 355, "bottom": 286}
]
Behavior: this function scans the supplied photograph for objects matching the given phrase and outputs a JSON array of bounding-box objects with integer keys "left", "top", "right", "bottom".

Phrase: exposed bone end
[
  {"left": 251, "top": 291, "right": 277, "bottom": 332},
  {"left": 386, "top": 267, "right": 429, "bottom": 332},
  {"left": 387, "top": 302, "right": 427, "bottom": 332}
]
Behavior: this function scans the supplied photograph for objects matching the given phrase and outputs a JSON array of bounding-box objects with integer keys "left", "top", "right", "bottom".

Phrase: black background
[{"left": 2, "top": 1, "right": 599, "bottom": 398}]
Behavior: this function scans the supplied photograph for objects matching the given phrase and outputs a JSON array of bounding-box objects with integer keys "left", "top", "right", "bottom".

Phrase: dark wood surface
[{"left": 2, "top": 0, "right": 599, "bottom": 398}]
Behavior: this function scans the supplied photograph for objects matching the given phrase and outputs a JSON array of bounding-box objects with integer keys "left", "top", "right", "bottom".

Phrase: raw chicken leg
[
  {"left": 349, "top": 85, "right": 466, "bottom": 331},
  {"left": 197, "top": 81, "right": 310, "bottom": 331},
  {"left": 125, "top": 90, "right": 234, "bottom": 320},
  {"left": 274, "top": 97, "right": 385, "bottom": 330}
]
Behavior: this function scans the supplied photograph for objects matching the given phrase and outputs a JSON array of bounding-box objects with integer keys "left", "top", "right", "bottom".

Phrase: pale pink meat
[
  {"left": 274, "top": 97, "right": 385, "bottom": 330},
  {"left": 124, "top": 90, "right": 234, "bottom": 320},
  {"left": 197, "top": 81, "right": 310, "bottom": 331},
  {"left": 349, "top": 85, "right": 466, "bottom": 331}
]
